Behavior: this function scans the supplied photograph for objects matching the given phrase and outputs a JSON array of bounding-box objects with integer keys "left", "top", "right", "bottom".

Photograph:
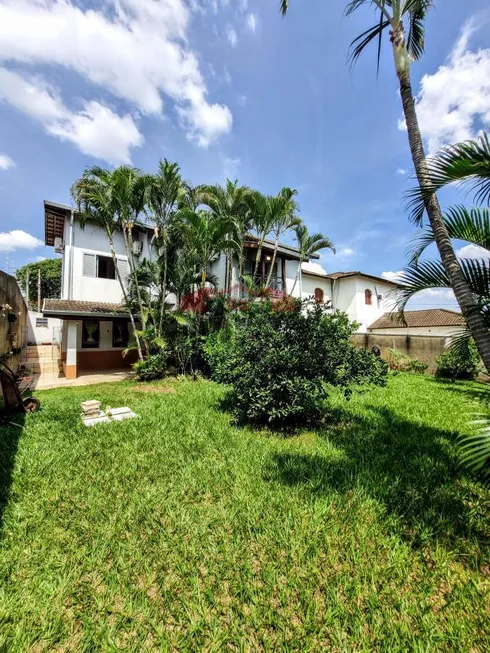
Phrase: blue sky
[{"left": 0, "top": 0, "right": 489, "bottom": 309}]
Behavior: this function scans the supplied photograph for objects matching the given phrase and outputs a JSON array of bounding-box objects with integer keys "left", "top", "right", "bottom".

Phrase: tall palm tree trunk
[
  {"left": 393, "top": 27, "right": 490, "bottom": 372},
  {"left": 265, "top": 238, "right": 279, "bottom": 288},
  {"left": 108, "top": 234, "right": 143, "bottom": 361},
  {"left": 252, "top": 239, "right": 265, "bottom": 284},
  {"left": 289, "top": 256, "right": 303, "bottom": 297}
]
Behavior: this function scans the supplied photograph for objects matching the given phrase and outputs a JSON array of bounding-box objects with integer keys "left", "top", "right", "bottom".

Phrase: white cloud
[
  {"left": 247, "top": 12, "right": 257, "bottom": 33},
  {"left": 399, "top": 18, "right": 490, "bottom": 153},
  {"left": 36, "top": 256, "right": 46, "bottom": 262},
  {"left": 302, "top": 262, "right": 328, "bottom": 276},
  {"left": 0, "top": 153, "right": 14, "bottom": 170},
  {"left": 457, "top": 243, "right": 490, "bottom": 259},
  {"left": 339, "top": 247, "right": 355, "bottom": 257},
  {"left": 239, "top": 0, "right": 248, "bottom": 12},
  {"left": 382, "top": 270, "right": 403, "bottom": 283},
  {"left": 0, "top": 68, "right": 143, "bottom": 164},
  {"left": 0, "top": 0, "right": 232, "bottom": 153},
  {"left": 396, "top": 168, "right": 407, "bottom": 176},
  {"left": 0, "top": 230, "right": 43, "bottom": 252},
  {"left": 226, "top": 24, "right": 238, "bottom": 47},
  {"left": 223, "top": 156, "right": 240, "bottom": 178}
]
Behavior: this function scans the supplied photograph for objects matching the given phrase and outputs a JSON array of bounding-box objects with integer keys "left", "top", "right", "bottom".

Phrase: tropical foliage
[
  {"left": 15, "top": 258, "right": 62, "bottom": 309},
  {"left": 71, "top": 160, "right": 335, "bottom": 377},
  {"left": 205, "top": 298, "right": 388, "bottom": 427},
  {"left": 279, "top": 1, "right": 490, "bottom": 372}
]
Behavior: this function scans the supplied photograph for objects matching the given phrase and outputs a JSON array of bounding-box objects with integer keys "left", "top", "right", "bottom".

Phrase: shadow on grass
[
  {"left": 0, "top": 412, "right": 25, "bottom": 534},
  {"left": 263, "top": 404, "right": 490, "bottom": 558},
  {"left": 432, "top": 377, "right": 490, "bottom": 406}
]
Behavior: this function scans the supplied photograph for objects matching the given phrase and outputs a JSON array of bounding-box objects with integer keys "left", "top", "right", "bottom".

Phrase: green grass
[{"left": 0, "top": 374, "right": 489, "bottom": 651}]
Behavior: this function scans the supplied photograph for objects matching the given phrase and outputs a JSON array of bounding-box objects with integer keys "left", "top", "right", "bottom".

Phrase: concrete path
[{"left": 30, "top": 370, "right": 134, "bottom": 390}]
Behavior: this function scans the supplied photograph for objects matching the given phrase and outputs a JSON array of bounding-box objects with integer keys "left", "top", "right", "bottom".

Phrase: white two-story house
[{"left": 41, "top": 199, "right": 397, "bottom": 379}]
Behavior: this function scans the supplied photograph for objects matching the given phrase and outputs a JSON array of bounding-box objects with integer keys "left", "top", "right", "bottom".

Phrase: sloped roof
[
  {"left": 244, "top": 235, "right": 319, "bottom": 260},
  {"left": 369, "top": 309, "right": 465, "bottom": 330},
  {"left": 300, "top": 268, "right": 399, "bottom": 286},
  {"left": 43, "top": 299, "right": 129, "bottom": 318}
]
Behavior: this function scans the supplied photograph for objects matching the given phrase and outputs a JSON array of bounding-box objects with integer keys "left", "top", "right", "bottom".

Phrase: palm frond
[
  {"left": 348, "top": 15, "right": 390, "bottom": 69},
  {"left": 407, "top": 206, "right": 490, "bottom": 264},
  {"left": 279, "top": 0, "right": 289, "bottom": 16},
  {"left": 407, "top": 133, "right": 490, "bottom": 225},
  {"left": 405, "top": 0, "right": 433, "bottom": 61},
  {"left": 458, "top": 414, "right": 490, "bottom": 483}
]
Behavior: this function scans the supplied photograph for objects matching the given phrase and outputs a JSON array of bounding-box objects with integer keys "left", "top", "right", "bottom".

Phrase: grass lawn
[{"left": 0, "top": 374, "right": 489, "bottom": 651}]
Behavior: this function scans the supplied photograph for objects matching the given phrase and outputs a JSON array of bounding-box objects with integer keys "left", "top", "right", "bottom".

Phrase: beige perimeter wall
[
  {"left": 0, "top": 270, "right": 28, "bottom": 372},
  {"left": 353, "top": 332, "right": 448, "bottom": 373}
]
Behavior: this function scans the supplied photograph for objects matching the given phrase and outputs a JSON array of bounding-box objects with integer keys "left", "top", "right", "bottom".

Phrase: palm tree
[
  {"left": 180, "top": 209, "right": 239, "bottom": 291},
  {"left": 279, "top": 0, "right": 490, "bottom": 373},
  {"left": 265, "top": 187, "right": 301, "bottom": 288},
  {"left": 247, "top": 189, "right": 299, "bottom": 286},
  {"left": 290, "top": 224, "right": 336, "bottom": 296},
  {"left": 109, "top": 165, "right": 150, "bottom": 326},
  {"left": 71, "top": 169, "right": 144, "bottom": 360},
  {"left": 145, "top": 160, "right": 187, "bottom": 336},
  {"left": 200, "top": 179, "right": 252, "bottom": 293},
  {"left": 394, "top": 209, "right": 490, "bottom": 326}
]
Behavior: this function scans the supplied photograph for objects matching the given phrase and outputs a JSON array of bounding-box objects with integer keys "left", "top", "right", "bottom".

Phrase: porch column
[{"left": 63, "top": 320, "right": 78, "bottom": 379}]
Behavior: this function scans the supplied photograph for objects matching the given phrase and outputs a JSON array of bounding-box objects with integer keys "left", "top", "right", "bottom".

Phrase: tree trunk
[
  {"left": 125, "top": 226, "right": 146, "bottom": 329},
  {"left": 159, "top": 243, "right": 167, "bottom": 339},
  {"left": 265, "top": 237, "right": 279, "bottom": 288},
  {"left": 289, "top": 256, "right": 303, "bottom": 297},
  {"left": 252, "top": 239, "right": 265, "bottom": 284},
  {"left": 108, "top": 234, "right": 143, "bottom": 361},
  {"left": 392, "top": 26, "right": 490, "bottom": 372}
]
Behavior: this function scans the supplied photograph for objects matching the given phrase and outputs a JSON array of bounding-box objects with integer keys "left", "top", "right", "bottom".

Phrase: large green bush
[
  {"left": 133, "top": 352, "right": 168, "bottom": 381},
  {"left": 436, "top": 339, "right": 481, "bottom": 380},
  {"left": 387, "top": 348, "right": 428, "bottom": 374},
  {"left": 204, "top": 299, "right": 388, "bottom": 427}
]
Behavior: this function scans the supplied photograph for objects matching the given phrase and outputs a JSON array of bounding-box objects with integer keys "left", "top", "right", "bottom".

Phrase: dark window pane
[
  {"left": 82, "top": 320, "right": 100, "bottom": 348},
  {"left": 112, "top": 320, "right": 129, "bottom": 348},
  {"left": 97, "top": 256, "right": 116, "bottom": 279}
]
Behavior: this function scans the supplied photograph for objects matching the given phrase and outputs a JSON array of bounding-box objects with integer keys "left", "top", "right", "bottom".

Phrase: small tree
[
  {"left": 16, "top": 258, "right": 62, "bottom": 309},
  {"left": 205, "top": 299, "right": 388, "bottom": 427}
]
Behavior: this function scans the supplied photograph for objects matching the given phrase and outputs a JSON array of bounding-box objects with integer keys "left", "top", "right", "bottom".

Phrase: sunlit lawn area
[{"left": 0, "top": 374, "right": 489, "bottom": 651}]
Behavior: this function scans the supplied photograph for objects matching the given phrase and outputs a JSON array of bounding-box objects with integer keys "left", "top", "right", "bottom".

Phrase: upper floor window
[
  {"left": 83, "top": 253, "right": 118, "bottom": 280},
  {"left": 314, "top": 287, "right": 324, "bottom": 303},
  {"left": 365, "top": 289, "right": 372, "bottom": 305},
  {"left": 97, "top": 255, "right": 116, "bottom": 279}
]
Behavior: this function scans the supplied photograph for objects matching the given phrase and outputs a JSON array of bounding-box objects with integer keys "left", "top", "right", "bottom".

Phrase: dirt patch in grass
[{"left": 131, "top": 384, "right": 175, "bottom": 394}]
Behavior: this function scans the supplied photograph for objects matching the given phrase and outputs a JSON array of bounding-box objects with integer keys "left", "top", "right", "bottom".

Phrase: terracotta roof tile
[
  {"left": 43, "top": 299, "right": 129, "bottom": 317},
  {"left": 369, "top": 309, "right": 465, "bottom": 330}
]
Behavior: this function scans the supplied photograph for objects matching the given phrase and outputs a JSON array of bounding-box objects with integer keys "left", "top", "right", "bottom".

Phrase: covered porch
[{"left": 43, "top": 299, "right": 138, "bottom": 380}]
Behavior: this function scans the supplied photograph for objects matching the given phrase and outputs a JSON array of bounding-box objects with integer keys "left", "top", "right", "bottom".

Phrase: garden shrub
[
  {"left": 387, "top": 348, "right": 428, "bottom": 374},
  {"left": 436, "top": 339, "right": 481, "bottom": 380},
  {"left": 133, "top": 352, "right": 168, "bottom": 381},
  {"left": 205, "top": 299, "right": 388, "bottom": 427}
]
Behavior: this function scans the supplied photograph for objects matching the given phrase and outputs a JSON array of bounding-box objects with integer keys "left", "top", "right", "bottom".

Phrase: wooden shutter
[
  {"left": 83, "top": 253, "right": 96, "bottom": 277},
  {"left": 117, "top": 258, "right": 130, "bottom": 285},
  {"left": 314, "top": 287, "right": 324, "bottom": 303}
]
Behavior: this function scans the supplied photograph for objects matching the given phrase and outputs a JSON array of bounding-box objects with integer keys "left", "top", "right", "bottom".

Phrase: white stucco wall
[
  {"left": 62, "top": 218, "right": 152, "bottom": 302},
  {"left": 369, "top": 325, "right": 461, "bottom": 337},
  {"left": 301, "top": 275, "right": 331, "bottom": 302},
  {"left": 27, "top": 311, "right": 62, "bottom": 345}
]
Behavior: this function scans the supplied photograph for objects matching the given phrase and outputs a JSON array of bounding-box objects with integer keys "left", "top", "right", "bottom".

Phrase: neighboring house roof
[
  {"left": 43, "top": 299, "right": 129, "bottom": 319},
  {"left": 327, "top": 271, "right": 399, "bottom": 286},
  {"left": 300, "top": 268, "right": 399, "bottom": 287},
  {"left": 368, "top": 309, "right": 465, "bottom": 330},
  {"left": 244, "top": 235, "right": 319, "bottom": 260}
]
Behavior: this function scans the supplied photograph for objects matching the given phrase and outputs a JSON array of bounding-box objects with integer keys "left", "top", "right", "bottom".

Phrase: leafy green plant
[
  {"left": 436, "top": 339, "right": 481, "bottom": 380},
  {"left": 132, "top": 351, "right": 168, "bottom": 381},
  {"left": 387, "top": 348, "right": 428, "bottom": 374},
  {"left": 15, "top": 258, "right": 62, "bottom": 308},
  {"left": 458, "top": 412, "right": 490, "bottom": 484},
  {"left": 205, "top": 299, "right": 388, "bottom": 427}
]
